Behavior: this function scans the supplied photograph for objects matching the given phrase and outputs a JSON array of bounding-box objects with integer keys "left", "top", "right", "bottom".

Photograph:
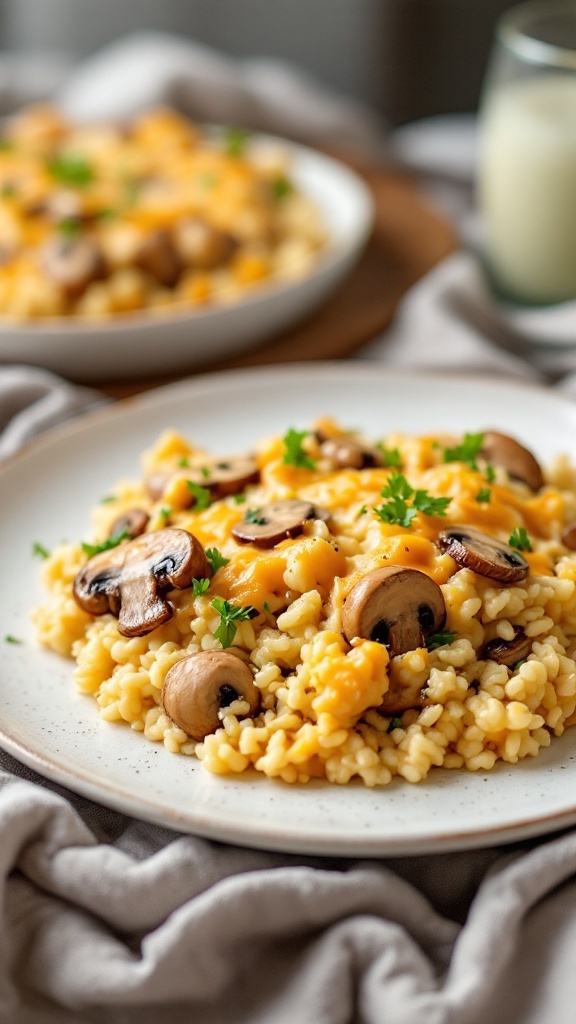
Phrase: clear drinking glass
[{"left": 478, "top": 0, "right": 576, "bottom": 305}]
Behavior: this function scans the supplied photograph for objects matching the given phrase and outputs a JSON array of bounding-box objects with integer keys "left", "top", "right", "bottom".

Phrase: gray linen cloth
[{"left": 2, "top": 38, "right": 576, "bottom": 1024}]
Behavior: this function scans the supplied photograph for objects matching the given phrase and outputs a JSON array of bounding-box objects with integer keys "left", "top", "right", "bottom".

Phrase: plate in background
[
  {"left": 0, "top": 143, "right": 373, "bottom": 382},
  {"left": 2, "top": 363, "right": 576, "bottom": 856}
]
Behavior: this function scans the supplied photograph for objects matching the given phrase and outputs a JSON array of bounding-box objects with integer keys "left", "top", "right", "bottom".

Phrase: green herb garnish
[
  {"left": 94, "top": 207, "right": 118, "bottom": 222},
  {"left": 186, "top": 480, "right": 211, "bottom": 511},
  {"left": 192, "top": 577, "right": 211, "bottom": 598},
  {"left": 475, "top": 487, "right": 492, "bottom": 504},
  {"left": 4, "top": 635, "right": 21, "bottom": 644},
  {"left": 81, "top": 529, "right": 128, "bottom": 557},
  {"left": 32, "top": 541, "right": 50, "bottom": 559},
  {"left": 223, "top": 126, "right": 250, "bottom": 157},
  {"left": 269, "top": 176, "right": 292, "bottom": 200},
  {"left": 200, "top": 466, "right": 211, "bottom": 479},
  {"left": 262, "top": 601, "right": 271, "bottom": 614},
  {"left": 57, "top": 216, "right": 82, "bottom": 237},
  {"left": 206, "top": 547, "right": 230, "bottom": 573},
  {"left": 440, "top": 432, "right": 485, "bottom": 471},
  {"left": 509, "top": 527, "right": 532, "bottom": 552},
  {"left": 376, "top": 444, "right": 402, "bottom": 468},
  {"left": 387, "top": 716, "right": 404, "bottom": 733},
  {"left": 373, "top": 472, "right": 451, "bottom": 527},
  {"left": 177, "top": 456, "right": 190, "bottom": 468},
  {"left": 233, "top": 493, "right": 247, "bottom": 505},
  {"left": 282, "top": 428, "right": 317, "bottom": 470},
  {"left": 159, "top": 506, "right": 172, "bottom": 523},
  {"left": 426, "top": 631, "right": 457, "bottom": 651},
  {"left": 485, "top": 465, "right": 496, "bottom": 484},
  {"left": 245, "top": 507, "right": 267, "bottom": 525},
  {"left": 211, "top": 597, "right": 257, "bottom": 649},
  {"left": 47, "top": 153, "right": 94, "bottom": 188},
  {"left": 100, "top": 495, "right": 117, "bottom": 504}
]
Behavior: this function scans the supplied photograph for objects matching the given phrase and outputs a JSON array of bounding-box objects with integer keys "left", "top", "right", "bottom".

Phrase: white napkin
[{"left": 3, "top": 40, "right": 576, "bottom": 1024}]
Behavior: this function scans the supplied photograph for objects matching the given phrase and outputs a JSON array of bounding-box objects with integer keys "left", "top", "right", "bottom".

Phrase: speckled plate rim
[{"left": 2, "top": 362, "right": 576, "bottom": 857}]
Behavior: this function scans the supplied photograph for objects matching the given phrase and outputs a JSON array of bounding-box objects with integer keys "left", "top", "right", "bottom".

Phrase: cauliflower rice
[{"left": 32, "top": 420, "right": 576, "bottom": 787}]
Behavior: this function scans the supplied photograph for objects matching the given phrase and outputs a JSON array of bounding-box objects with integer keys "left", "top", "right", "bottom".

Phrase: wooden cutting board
[{"left": 101, "top": 159, "right": 456, "bottom": 399}]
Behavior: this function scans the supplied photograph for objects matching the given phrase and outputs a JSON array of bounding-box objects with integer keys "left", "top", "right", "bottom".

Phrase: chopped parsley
[
  {"left": 177, "top": 456, "right": 190, "bottom": 468},
  {"left": 159, "top": 506, "right": 172, "bottom": 523},
  {"left": 485, "top": 465, "right": 496, "bottom": 484},
  {"left": 373, "top": 472, "right": 451, "bottom": 527},
  {"left": 32, "top": 541, "right": 50, "bottom": 559},
  {"left": 100, "top": 495, "right": 117, "bottom": 504},
  {"left": 509, "top": 527, "right": 532, "bottom": 552},
  {"left": 47, "top": 153, "right": 94, "bottom": 188},
  {"left": 57, "top": 216, "right": 82, "bottom": 238},
  {"left": 200, "top": 466, "right": 211, "bottom": 479},
  {"left": 426, "top": 631, "right": 456, "bottom": 651},
  {"left": 81, "top": 529, "right": 128, "bottom": 557},
  {"left": 192, "top": 577, "right": 211, "bottom": 598},
  {"left": 269, "top": 175, "right": 292, "bottom": 200},
  {"left": 4, "top": 635, "right": 21, "bottom": 644},
  {"left": 211, "top": 597, "right": 257, "bottom": 649},
  {"left": 387, "top": 716, "right": 404, "bottom": 733},
  {"left": 475, "top": 487, "right": 492, "bottom": 504},
  {"left": 206, "top": 547, "right": 230, "bottom": 573},
  {"left": 186, "top": 480, "right": 211, "bottom": 511},
  {"left": 222, "top": 126, "right": 250, "bottom": 157},
  {"left": 233, "top": 493, "right": 247, "bottom": 505},
  {"left": 376, "top": 444, "right": 402, "bottom": 468},
  {"left": 439, "top": 432, "right": 485, "bottom": 471},
  {"left": 262, "top": 601, "right": 271, "bottom": 614},
  {"left": 245, "top": 507, "right": 267, "bottom": 525},
  {"left": 282, "top": 428, "right": 317, "bottom": 470}
]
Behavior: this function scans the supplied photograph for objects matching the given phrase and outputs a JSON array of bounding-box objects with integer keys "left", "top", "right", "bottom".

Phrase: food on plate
[
  {"left": 0, "top": 105, "right": 326, "bottom": 320},
  {"left": 32, "top": 422, "right": 576, "bottom": 786}
]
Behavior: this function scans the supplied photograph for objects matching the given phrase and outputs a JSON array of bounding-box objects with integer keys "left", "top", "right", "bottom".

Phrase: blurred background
[{"left": 0, "top": 0, "right": 522, "bottom": 126}]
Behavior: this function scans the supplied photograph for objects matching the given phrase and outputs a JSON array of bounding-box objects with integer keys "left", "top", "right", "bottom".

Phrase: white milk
[{"left": 479, "top": 74, "right": 576, "bottom": 304}]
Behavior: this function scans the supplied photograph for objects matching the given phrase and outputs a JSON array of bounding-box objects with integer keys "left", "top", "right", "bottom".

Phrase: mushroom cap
[
  {"left": 187, "top": 457, "right": 260, "bottom": 498},
  {"left": 174, "top": 216, "right": 237, "bottom": 269},
  {"left": 73, "top": 527, "right": 210, "bottom": 637},
  {"left": 144, "top": 456, "right": 259, "bottom": 504},
  {"left": 320, "top": 438, "right": 368, "bottom": 470},
  {"left": 42, "top": 234, "right": 104, "bottom": 296},
  {"left": 135, "top": 229, "right": 182, "bottom": 287},
  {"left": 341, "top": 565, "right": 446, "bottom": 657},
  {"left": 231, "top": 499, "right": 331, "bottom": 548},
  {"left": 437, "top": 525, "right": 529, "bottom": 583},
  {"left": 481, "top": 431, "right": 544, "bottom": 491},
  {"left": 109, "top": 508, "right": 150, "bottom": 539},
  {"left": 162, "top": 650, "right": 260, "bottom": 740},
  {"left": 561, "top": 522, "right": 576, "bottom": 550},
  {"left": 482, "top": 628, "right": 532, "bottom": 666}
]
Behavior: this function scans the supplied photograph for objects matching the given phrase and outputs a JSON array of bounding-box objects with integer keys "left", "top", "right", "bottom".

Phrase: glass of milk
[{"left": 478, "top": 1, "right": 576, "bottom": 305}]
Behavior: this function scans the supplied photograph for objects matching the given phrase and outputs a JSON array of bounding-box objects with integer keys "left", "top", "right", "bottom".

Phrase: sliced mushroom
[
  {"left": 162, "top": 650, "right": 260, "bottom": 740},
  {"left": 135, "top": 230, "right": 182, "bottom": 287},
  {"left": 186, "top": 457, "right": 260, "bottom": 498},
  {"left": 480, "top": 431, "right": 544, "bottom": 491},
  {"left": 561, "top": 522, "right": 576, "bottom": 550},
  {"left": 380, "top": 679, "right": 428, "bottom": 716},
  {"left": 145, "top": 471, "right": 170, "bottom": 501},
  {"left": 231, "top": 499, "right": 330, "bottom": 548},
  {"left": 437, "top": 526, "right": 529, "bottom": 583},
  {"left": 320, "top": 438, "right": 377, "bottom": 471},
  {"left": 342, "top": 565, "right": 446, "bottom": 656},
  {"left": 482, "top": 628, "right": 532, "bottom": 667},
  {"left": 174, "top": 216, "right": 237, "bottom": 269},
  {"left": 42, "top": 234, "right": 104, "bottom": 296},
  {"left": 73, "top": 527, "right": 210, "bottom": 637},
  {"left": 145, "top": 457, "right": 259, "bottom": 504},
  {"left": 109, "top": 508, "right": 150, "bottom": 539}
]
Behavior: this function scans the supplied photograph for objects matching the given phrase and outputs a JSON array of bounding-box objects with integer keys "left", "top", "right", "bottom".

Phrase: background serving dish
[
  {"left": 0, "top": 128, "right": 373, "bottom": 382},
  {"left": 3, "top": 362, "right": 576, "bottom": 856}
]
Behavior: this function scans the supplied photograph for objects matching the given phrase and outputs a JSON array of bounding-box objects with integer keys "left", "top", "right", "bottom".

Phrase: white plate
[
  {"left": 0, "top": 143, "right": 373, "bottom": 382},
  {"left": 3, "top": 363, "right": 576, "bottom": 857}
]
